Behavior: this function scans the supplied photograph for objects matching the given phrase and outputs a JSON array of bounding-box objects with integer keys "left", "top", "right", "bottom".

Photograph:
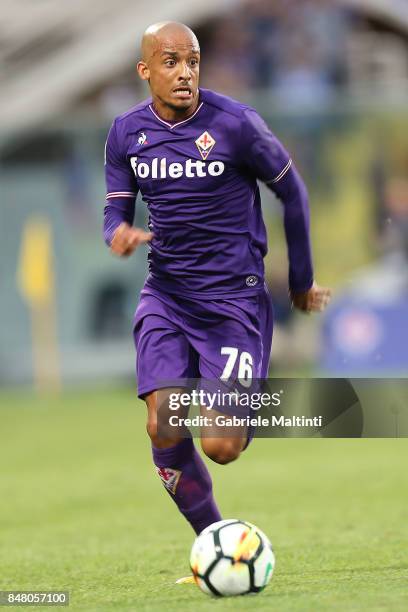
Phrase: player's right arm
[{"left": 104, "top": 119, "right": 152, "bottom": 257}]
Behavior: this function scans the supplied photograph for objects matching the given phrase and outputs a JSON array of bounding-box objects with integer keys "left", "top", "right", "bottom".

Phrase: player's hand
[
  {"left": 111, "top": 222, "right": 153, "bottom": 257},
  {"left": 290, "top": 282, "right": 332, "bottom": 313}
]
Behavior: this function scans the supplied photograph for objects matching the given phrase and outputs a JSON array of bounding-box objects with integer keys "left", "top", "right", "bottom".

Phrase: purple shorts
[{"left": 133, "top": 284, "right": 273, "bottom": 399}]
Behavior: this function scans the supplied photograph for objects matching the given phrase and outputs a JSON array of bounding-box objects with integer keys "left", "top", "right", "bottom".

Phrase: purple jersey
[{"left": 104, "top": 89, "right": 313, "bottom": 298}]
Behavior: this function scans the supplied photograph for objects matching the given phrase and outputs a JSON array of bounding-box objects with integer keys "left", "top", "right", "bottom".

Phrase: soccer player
[{"left": 104, "top": 22, "right": 330, "bottom": 543}]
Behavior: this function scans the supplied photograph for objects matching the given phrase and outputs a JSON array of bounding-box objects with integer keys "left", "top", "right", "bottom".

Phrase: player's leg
[
  {"left": 134, "top": 291, "right": 222, "bottom": 534},
  {"left": 144, "top": 388, "right": 221, "bottom": 534}
]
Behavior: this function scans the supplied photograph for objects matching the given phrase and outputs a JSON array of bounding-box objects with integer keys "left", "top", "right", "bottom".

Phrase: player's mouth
[{"left": 172, "top": 87, "right": 193, "bottom": 100}]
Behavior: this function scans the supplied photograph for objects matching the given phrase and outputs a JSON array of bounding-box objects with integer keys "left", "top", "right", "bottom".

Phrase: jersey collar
[{"left": 148, "top": 98, "right": 203, "bottom": 130}]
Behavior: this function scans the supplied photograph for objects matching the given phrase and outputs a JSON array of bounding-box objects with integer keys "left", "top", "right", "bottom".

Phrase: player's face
[{"left": 138, "top": 35, "right": 200, "bottom": 117}]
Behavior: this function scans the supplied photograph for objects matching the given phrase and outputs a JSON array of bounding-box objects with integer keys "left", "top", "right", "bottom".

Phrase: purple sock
[{"left": 152, "top": 437, "right": 222, "bottom": 534}]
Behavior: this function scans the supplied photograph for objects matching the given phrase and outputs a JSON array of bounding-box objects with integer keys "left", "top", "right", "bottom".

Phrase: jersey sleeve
[
  {"left": 103, "top": 119, "right": 138, "bottom": 246},
  {"left": 241, "top": 109, "right": 314, "bottom": 293},
  {"left": 241, "top": 109, "right": 292, "bottom": 184}
]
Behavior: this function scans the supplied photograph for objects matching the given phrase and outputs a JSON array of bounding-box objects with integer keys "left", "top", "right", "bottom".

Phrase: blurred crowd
[{"left": 198, "top": 0, "right": 351, "bottom": 107}]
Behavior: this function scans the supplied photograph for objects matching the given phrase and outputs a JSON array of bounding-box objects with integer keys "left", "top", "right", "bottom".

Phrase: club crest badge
[
  {"left": 195, "top": 131, "right": 216, "bottom": 160},
  {"left": 155, "top": 467, "right": 182, "bottom": 494}
]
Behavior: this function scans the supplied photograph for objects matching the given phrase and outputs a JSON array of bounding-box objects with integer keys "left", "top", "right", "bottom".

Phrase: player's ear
[{"left": 137, "top": 61, "right": 150, "bottom": 81}]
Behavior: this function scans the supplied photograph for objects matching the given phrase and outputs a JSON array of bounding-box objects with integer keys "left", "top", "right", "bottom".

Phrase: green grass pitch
[{"left": 1, "top": 387, "right": 407, "bottom": 611}]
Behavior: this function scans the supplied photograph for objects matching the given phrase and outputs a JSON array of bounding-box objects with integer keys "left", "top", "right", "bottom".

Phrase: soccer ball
[{"left": 190, "top": 519, "right": 275, "bottom": 597}]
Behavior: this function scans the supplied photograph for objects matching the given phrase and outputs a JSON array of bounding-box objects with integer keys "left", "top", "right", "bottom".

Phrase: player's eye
[
  {"left": 165, "top": 59, "right": 176, "bottom": 66},
  {"left": 190, "top": 58, "right": 199, "bottom": 67}
]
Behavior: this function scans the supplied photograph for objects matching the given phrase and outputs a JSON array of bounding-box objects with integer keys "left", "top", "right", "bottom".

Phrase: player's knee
[
  {"left": 146, "top": 417, "right": 159, "bottom": 442},
  {"left": 146, "top": 416, "right": 184, "bottom": 448},
  {"left": 145, "top": 393, "right": 165, "bottom": 445},
  {"left": 201, "top": 439, "right": 242, "bottom": 465}
]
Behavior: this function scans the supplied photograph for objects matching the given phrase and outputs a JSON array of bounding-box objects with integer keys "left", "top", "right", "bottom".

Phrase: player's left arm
[{"left": 241, "top": 109, "right": 331, "bottom": 313}]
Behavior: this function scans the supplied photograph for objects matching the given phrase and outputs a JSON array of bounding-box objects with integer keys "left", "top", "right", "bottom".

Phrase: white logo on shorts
[{"left": 246, "top": 275, "right": 258, "bottom": 287}]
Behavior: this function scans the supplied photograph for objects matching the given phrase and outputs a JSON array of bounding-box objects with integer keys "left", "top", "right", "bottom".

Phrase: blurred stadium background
[
  {"left": 1, "top": 0, "right": 408, "bottom": 391},
  {"left": 1, "top": 4, "right": 408, "bottom": 608}
]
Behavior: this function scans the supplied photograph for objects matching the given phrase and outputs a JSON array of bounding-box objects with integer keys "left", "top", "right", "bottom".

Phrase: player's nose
[{"left": 178, "top": 61, "right": 192, "bottom": 81}]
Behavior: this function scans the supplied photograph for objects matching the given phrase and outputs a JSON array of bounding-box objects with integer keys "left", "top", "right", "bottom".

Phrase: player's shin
[{"left": 152, "top": 437, "right": 221, "bottom": 534}]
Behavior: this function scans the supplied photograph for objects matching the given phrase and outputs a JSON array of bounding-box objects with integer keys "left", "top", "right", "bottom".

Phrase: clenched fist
[
  {"left": 290, "top": 281, "right": 332, "bottom": 313},
  {"left": 111, "top": 222, "right": 153, "bottom": 257}
]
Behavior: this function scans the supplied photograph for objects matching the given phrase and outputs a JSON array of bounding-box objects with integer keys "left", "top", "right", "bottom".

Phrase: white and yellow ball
[{"left": 190, "top": 519, "right": 275, "bottom": 597}]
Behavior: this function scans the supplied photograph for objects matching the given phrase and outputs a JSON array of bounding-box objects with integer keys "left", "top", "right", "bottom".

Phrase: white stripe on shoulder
[
  {"left": 265, "top": 159, "right": 292, "bottom": 185},
  {"left": 106, "top": 191, "right": 137, "bottom": 199}
]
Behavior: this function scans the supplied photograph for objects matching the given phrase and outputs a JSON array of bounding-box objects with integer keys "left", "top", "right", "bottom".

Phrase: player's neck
[{"left": 151, "top": 94, "right": 200, "bottom": 123}]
